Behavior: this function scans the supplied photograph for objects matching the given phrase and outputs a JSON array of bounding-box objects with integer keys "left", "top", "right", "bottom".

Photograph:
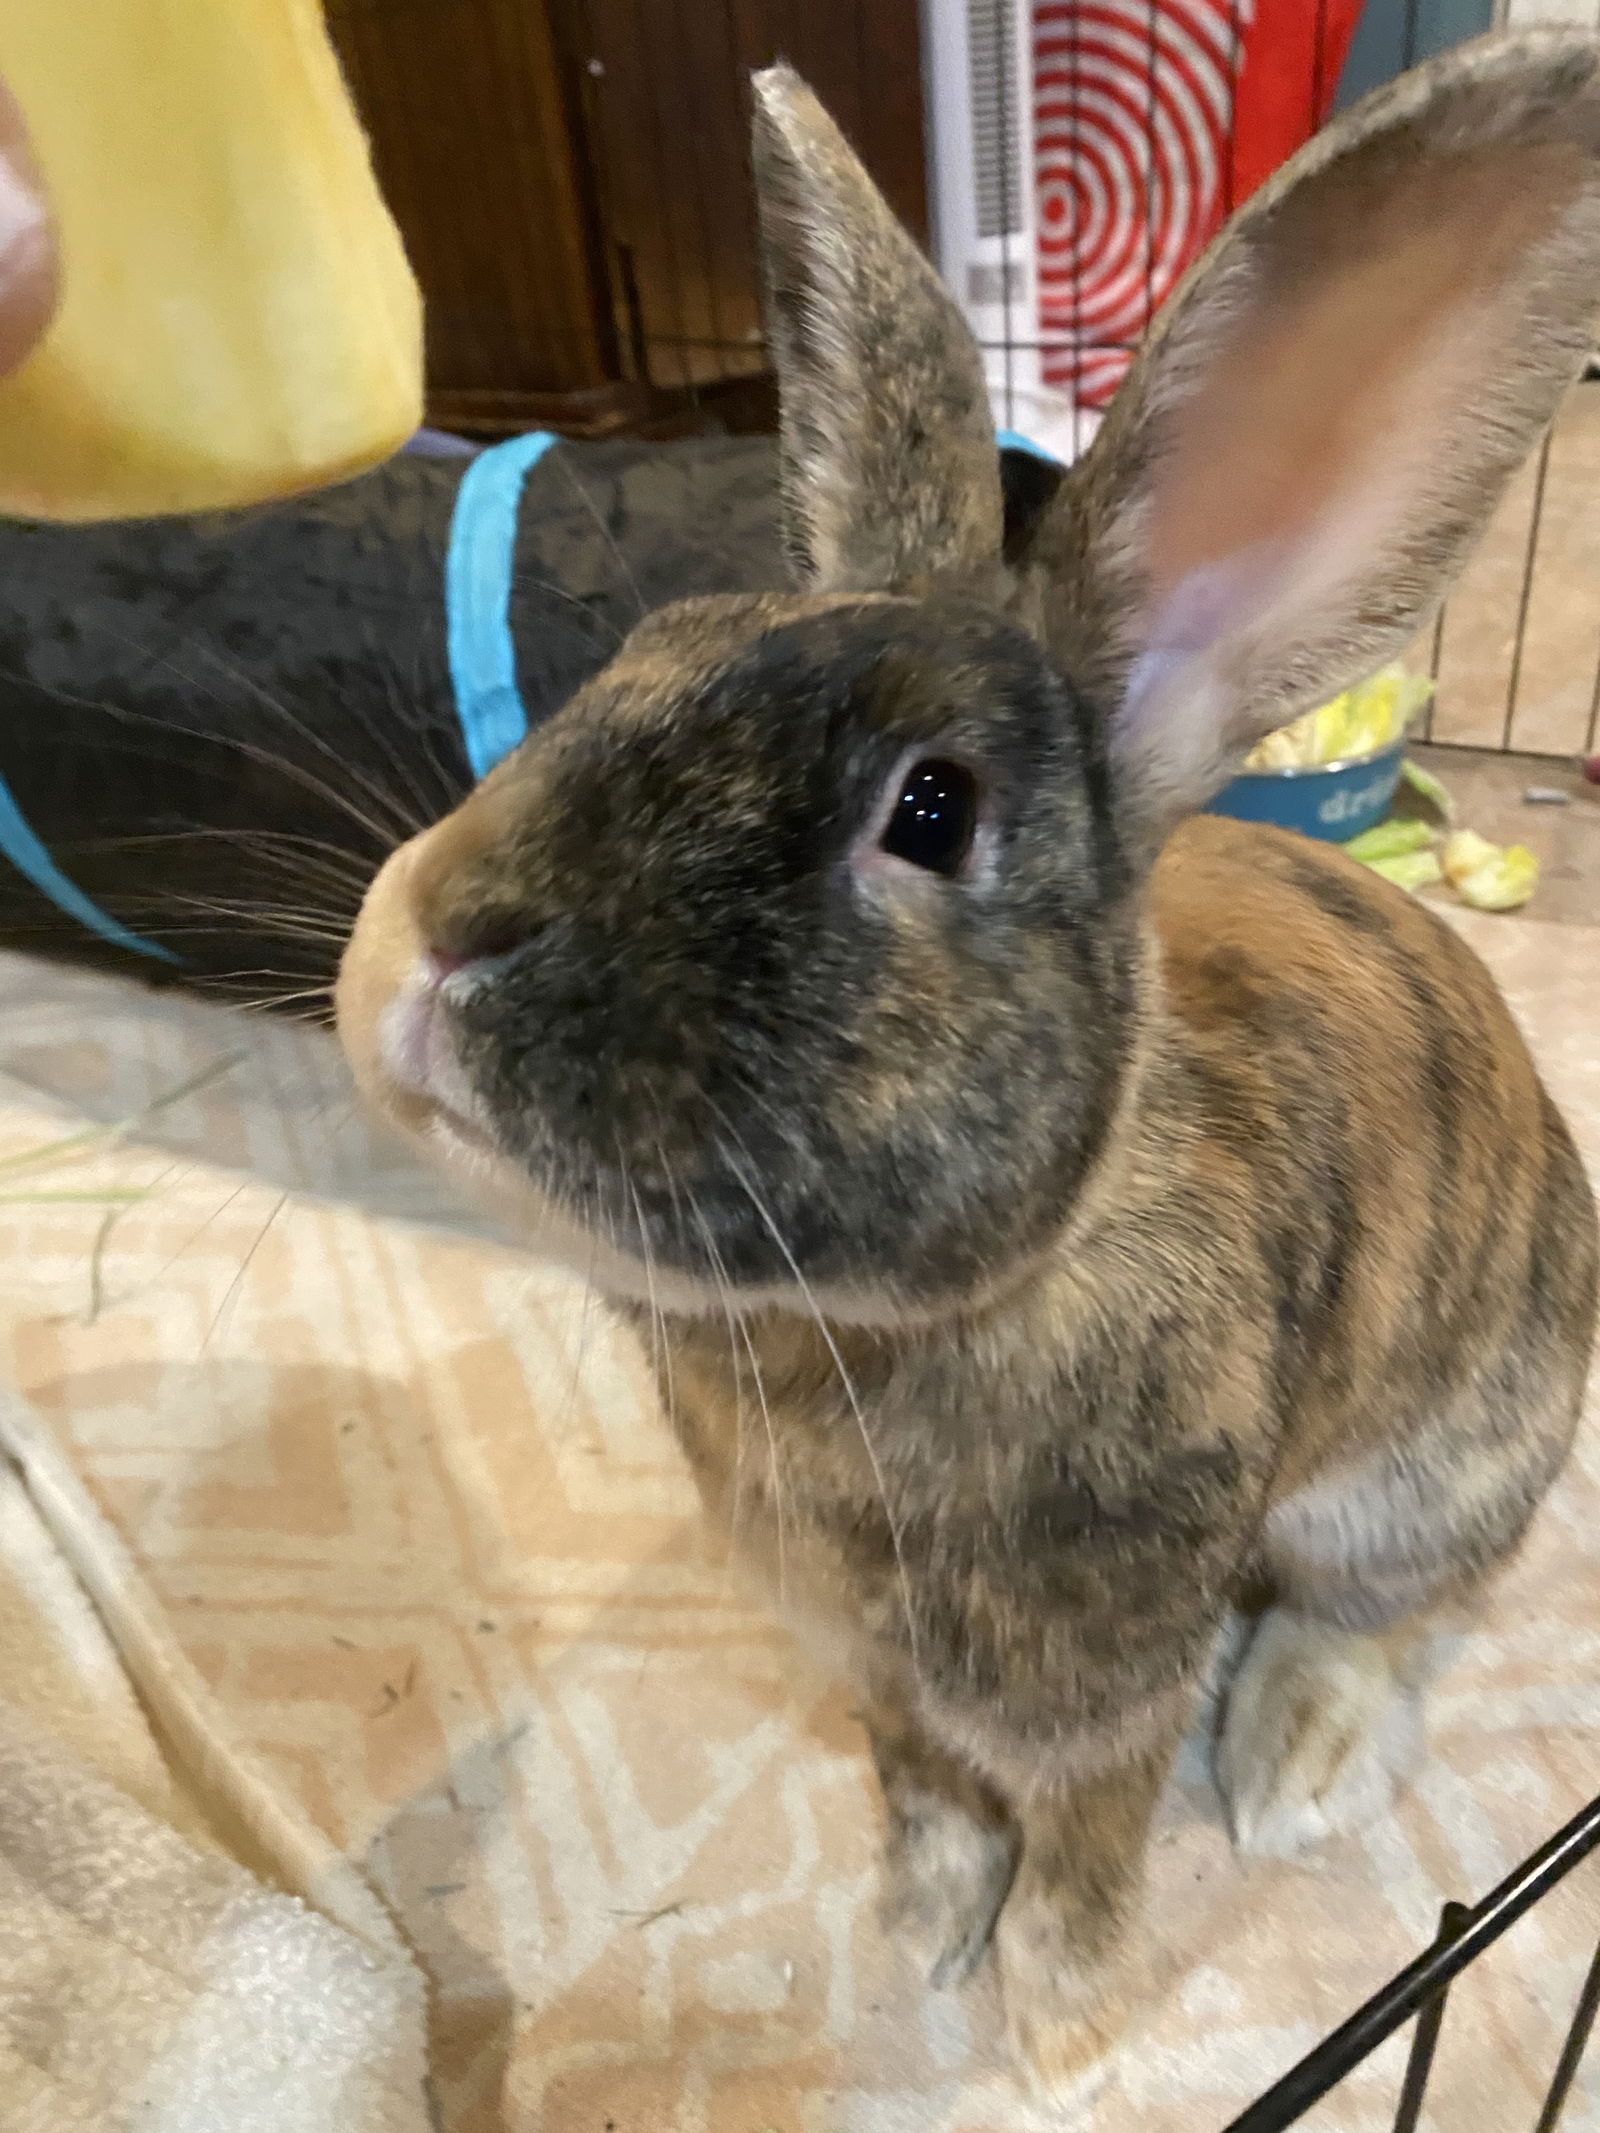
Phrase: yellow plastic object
[
  {"left": 1244, "top": 665, "right": 1436, "bottom": 772},
  {"left": 0, "top": 0, "right": 422, "bottom": 521}
]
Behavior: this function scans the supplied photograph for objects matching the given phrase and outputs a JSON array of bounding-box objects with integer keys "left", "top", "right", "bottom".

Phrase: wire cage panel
[
  {"left": 1421, "top": 390, "right": 1600, "bottom": 760},
  {"left": 1220, "top": 1789, "right": 1600, "bottom": 2132}
]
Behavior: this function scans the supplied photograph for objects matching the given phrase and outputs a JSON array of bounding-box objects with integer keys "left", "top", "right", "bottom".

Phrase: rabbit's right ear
[
  {"left": 1039, "top": 31, "right": 1600, "bottom": 839},
  {"left": 750, "top": 64, "right": 1004, "bottom": 598}
]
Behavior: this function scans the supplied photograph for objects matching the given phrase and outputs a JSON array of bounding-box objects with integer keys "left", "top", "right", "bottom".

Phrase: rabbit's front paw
[
  {"left": 879, "top": 1784, "right": 1018, "bottom": 1987},
  {"left": 996, "top": 1904, "right": 1127, "bottom": 2101},
  {"left": 1218, "top": 1609, "right": 1423, "bottom": 1859}
]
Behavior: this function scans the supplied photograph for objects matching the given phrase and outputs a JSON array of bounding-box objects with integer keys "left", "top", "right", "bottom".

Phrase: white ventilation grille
[
  {"left": 925, "top": 0, "right": 1084, "bottom": 453},
  {"left": 967, "top": 0, "right": 1027, "bottom": 238}
]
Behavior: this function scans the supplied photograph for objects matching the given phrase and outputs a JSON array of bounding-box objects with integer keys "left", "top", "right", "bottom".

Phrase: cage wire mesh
[{"left": 553, "top": 0, "right": 1600, "bottom": 765}]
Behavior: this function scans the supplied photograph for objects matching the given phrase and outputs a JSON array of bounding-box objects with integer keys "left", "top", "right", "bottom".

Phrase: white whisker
[
  {"left": 624, "top": 1157, "right": 676, "bottom": 1458},
  {"left": 710, "top": 1115, "right": 920, "bottom": 1681},
  {"left": 686, "top": 1183, "right": 792, "bottom": 1611},
  {"left": 202, "top": 1190, "right": 290, "bottom": 1348},
  {"left": 552, "top": 455, "right": 648, "bottom": 624}
]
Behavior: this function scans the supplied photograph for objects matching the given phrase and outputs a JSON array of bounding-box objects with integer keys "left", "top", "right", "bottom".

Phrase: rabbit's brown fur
[{"left": 339, "top": 32, "right": 1600, "bottom": 2093}]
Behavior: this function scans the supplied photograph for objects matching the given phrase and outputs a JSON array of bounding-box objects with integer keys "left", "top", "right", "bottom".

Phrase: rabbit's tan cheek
[{"left": 337, "top": 756, "right": 541, "bottom": 1124}]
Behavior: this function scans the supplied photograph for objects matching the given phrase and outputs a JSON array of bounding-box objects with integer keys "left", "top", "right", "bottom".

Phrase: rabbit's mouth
[
  {"left": 378, "top": 969, "right": 906, "bottom": 1319},
  {"left": 363, "top": 984, "right": 1035, "bottom": 1336},
  {"left": 377, "top": 972, "right": 501, "bottom": 1157}
]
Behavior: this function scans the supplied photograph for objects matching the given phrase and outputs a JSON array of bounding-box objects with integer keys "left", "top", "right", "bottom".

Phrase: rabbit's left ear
[{"left": 751, "top": 64, "right": 1004, "bottom": 596}]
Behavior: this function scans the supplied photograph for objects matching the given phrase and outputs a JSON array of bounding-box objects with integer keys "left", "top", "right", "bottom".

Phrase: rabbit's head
[{"left": 339, "top": 34, "right": 1600, "bottom": 1323}]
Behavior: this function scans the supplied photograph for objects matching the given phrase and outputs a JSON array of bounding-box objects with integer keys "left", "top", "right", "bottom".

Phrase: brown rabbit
[{"left": 338, "top": 32, "right": 1600, "bottom": 2096}]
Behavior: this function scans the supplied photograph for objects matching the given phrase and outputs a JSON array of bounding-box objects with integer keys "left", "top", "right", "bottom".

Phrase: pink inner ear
[{"left": 1142, "top": 145, "right": 1581, "bottom": 628}]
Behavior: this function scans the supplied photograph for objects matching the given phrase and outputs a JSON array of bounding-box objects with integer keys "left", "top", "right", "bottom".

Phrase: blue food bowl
[{"left": 1207, "top": 736, "right": 1407, "bottom": 843}]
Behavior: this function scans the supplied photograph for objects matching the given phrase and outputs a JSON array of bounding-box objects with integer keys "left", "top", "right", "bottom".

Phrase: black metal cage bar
[{"left": 1222, "top": 1791, "right": 1600, "bottom": 2131}]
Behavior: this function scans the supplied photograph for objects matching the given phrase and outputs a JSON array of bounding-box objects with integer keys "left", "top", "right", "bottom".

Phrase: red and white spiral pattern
[{"left": 1034, "top": 1, "right": 1251, "bottom": 409}]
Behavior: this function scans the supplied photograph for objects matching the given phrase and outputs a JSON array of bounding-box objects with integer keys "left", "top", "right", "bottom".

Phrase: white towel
[{"left": 0, "top": 1395, "right": 430, "bottom": 2133}]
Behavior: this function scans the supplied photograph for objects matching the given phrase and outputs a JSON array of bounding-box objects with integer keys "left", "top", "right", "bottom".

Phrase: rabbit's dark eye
[{"left": 880, "top": 759, "right": 979, "bottom": 877}]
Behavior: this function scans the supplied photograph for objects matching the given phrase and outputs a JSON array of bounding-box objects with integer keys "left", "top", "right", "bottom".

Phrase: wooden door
[
  {"left": 327, "top": 0, "right": 927, "bottom": 437},
  {"left": 553, "top": 0, "right": 929, "bottom": 395}
]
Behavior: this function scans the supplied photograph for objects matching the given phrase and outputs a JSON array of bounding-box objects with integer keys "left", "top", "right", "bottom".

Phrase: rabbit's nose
[
  {"left": 377, "top": 956, "right": 499, "bottom": 1150},
  {"left": 417, "top": 949, "right": 508, "bottom": 1008},
  {"left": 423, "top": 915, "right": 533, "bottom": 972}
]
